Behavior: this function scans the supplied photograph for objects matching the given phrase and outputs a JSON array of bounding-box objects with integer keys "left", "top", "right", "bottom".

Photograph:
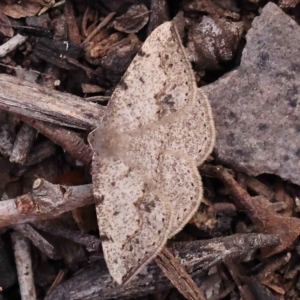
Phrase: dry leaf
[
  {"left": 89, "top": 21, "right": 215, "bottom": 285},
  {"left": 3, "top": 2, "right": 41, "bottom": 19},
  {"left": 0, "top": 10, "right": 14, "bottom": 37},
  {"left": 114, "top": 4, "right": 150, "bottom": 34}
]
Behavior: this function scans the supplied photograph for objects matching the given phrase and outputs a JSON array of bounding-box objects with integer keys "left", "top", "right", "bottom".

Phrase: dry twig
[
  {"left": 155, "top": 247, "right": 207, "bottom": 300},
  {"left": 0, "top": 74, "right": 105, "bottom": 129},
  {"left": 14, "top": 223, "right": 58, "bottom": 259},
  {"left": 0, "top": 179, "right": 93, "bottom": 228},
  {"left": 201, "top": 165, "right": 300, "bottom": 257},
  {"left": 21, "top": 117, "right": 92, "bottom": 164},
  {"left": 64, "top": 0, "right": 81, "bottom": 45},
  {"left": 82, "top": 12, "right": 116, "bottom": 44},
  {"left": 33, "top": 220, "right": 101, "bottom": 251},
  {"left": 0, "top": 34, "right": 28, "bottom": 58},
  {"left": 10, "top": 123, "right": 37, "bottom": 164},
  {"left": 11, "top": 232, "right": 37, "bottom": 300}
]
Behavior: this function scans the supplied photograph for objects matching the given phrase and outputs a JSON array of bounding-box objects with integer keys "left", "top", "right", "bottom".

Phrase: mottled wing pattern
[
  {"left": 97, "top": 21, "right": 197, "bottom": 132},
  {"left": 90, "top": 151, "right": 173, "bottom": 285},
  {"left": 155, "top": 151, "right": 202, "bottom": 236},
  {"left": 120, "top": 184, "right": 173, "bottom": 284},
  {"left": 88, "top": 21, "right": 198, "bottom": 285},
  {"left": 167, "top": 88, "right": 216, "bottom": 166},
  {"left": 110, "top": 90, "right": 215, "bottom": 237},
  {"left": 89, "top": 21, "right": 215, "bottom": 285}
]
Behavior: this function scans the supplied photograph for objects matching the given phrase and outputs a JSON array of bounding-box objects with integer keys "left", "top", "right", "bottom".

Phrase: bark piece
[
  {"left": 10, "top": 123, "right": 37, "bottom": 165},
  {"left": 0, "top": 74, "right": 105, "bottom": 129},
  {"left": 187, "top": 16, "right": 243, "bottom": 71},
  {"left": 101, "top": 33, "right": 142, "bottom": 84},
  {"left": 202, "top": 3, "right": 300, "bottom": 185},
  {"left": 33, "top": 37, "right": 83, "bottom": 70},
  {"left": 25, "top": 14, "right": 52, "bottom": 38},
  {"left": 45, "top": 233, "right": 279, "bottom": 300},
  {"left": 26, "top": 13, "right": 51, "bottom": 28},
  {"left": 147, "top": 0, "right": 169, "bottom": 35},
  {"left": 182, "top": 0, "right": 240, "bottom": 20},
  {"left": 114, "top": 4, "right": 149, "bottom": 33}
]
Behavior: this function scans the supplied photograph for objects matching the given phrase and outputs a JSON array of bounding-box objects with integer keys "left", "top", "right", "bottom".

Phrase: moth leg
[{"left": 155, "top": 150, "right": 203, "bottom": 237}]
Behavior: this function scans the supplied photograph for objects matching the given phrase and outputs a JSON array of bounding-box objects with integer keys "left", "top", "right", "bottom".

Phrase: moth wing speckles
[
  {"left": 109, "top": 95, "right": 214, "bottom": 237},
  {"left": 97, "top": 21, "right": 197, "bottom": 133},
  {"left": 155, "top": 150, "right": 202, "bottom": 237},
  {"left": 88, "top": 20, "right": 216, "bottom": 285},
  {"left": 166, "top": 88, "right": 216, "bottom": 165},
  {"left": 121, "top": 188, "right": 172, "bottom": 284},
  {"left": 109, "top": 140, "right": 202, "bottom": 239},
  {"left": 91, "top": 154, "right": 172, "bottom": 285}
]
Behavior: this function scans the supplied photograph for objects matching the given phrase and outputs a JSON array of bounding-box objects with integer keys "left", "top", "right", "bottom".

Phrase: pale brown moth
[{"left": 88, "top": 21, "right": 215, "bottom": 285}]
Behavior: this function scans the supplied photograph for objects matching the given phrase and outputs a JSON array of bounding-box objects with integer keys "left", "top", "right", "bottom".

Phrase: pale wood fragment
[
  {"left": 0, "top": 74, "right": 105, "bottom": 129},
  {"left": 0, "top": 34, "right": 27, "bottom": 58},
  {"left": 11, "top": 232, "right": 37, "bottom": 300},
  {"left": 0, "top": 179, "right": 93, "bottom": 228},
  {"left": 10, "top": 123, "right": 37, "bottom": 164}
]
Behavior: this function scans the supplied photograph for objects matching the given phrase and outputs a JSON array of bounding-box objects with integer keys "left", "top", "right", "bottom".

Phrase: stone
[{"left": 203, "top": 2, "right": 300, "bottom": 184}]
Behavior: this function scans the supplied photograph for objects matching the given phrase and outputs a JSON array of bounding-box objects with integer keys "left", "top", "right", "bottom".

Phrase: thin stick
[
  {"left": 11, "top": 232, "right": 37, "bottom": 300},
  {"left": 14, "top": 224, "right": 58, "bottom": 259},
  {"left": 10, "top": 123, "right": 37, "bottom": 164},
  {"left": 155, "top": 246, "right": 207, "bottom": 300},
  {"left": 64, "top": 0, "right": 81, "bottom": 45},
  {"left": 0, "top": 179, "right": 94, "bottom": 228},
  {"left": 33, "top": 220, "right": 101, "bottom": 251},
  {"left": 82, "top": 12, "right": 116, "bottom": 44},
  {"left": 21, "top": 117, "right": 92, "bottom": 164},
  {"left": 0, "top": 34, "right": 28, "bottom": 58}
]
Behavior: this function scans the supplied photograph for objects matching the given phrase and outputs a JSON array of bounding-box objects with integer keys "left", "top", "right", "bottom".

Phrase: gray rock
[{"left": 202, "top": 2, "right": 300, "bottom": 184}]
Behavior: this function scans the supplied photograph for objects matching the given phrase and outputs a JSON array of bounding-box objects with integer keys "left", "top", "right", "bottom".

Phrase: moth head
[{"left": 88, "top": 126, "right": 126, "bottom": 159}]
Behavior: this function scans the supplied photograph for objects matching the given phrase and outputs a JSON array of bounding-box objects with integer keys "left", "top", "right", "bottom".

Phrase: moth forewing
[{"left": 88, "top": 21, "right": 216, "bottom": 285}]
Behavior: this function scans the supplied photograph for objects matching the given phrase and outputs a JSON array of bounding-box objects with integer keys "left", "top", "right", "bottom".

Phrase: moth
[{"left": 88, "top": 21, "right": 215, "bottom": 285}]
